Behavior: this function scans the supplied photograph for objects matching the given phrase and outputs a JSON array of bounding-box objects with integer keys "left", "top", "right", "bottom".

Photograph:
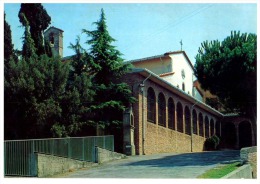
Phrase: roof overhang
[{"left": 131, "top": 68, "right": 224, "bottom": 117}]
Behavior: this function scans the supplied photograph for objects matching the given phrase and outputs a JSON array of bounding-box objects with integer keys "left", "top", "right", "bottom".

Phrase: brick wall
[{"left": 122, "top": 72, "right": 219, "bottom": 155}]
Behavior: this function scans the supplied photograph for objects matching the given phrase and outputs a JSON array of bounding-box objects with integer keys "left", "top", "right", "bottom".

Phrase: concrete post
[{"left": 123, "top": 106, "right": 136, "bottom": 156}]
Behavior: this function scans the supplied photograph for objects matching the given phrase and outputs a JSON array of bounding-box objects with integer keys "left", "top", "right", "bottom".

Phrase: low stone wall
[
  {"left": 240, "top": 146, "right": 257, "bottom": 178},
  {"left": 36, "top": 153, "right": 96, "bottom": 177},
  {"left": 95, "top": 147, "right": 127, "bottom": 163},
  {"left": 222, "top": 164, "right": 252, "bottom": 179}
]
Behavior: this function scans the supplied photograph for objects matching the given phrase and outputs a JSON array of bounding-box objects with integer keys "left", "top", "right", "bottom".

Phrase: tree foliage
[
  {"left": 5, "top": 7, "right": 136, "bottom": 148},
  {"left": 58, "top": 36, "right": 95, "bottom": 137},
  {"left": 4, "top": 54, "right": 70, "bottom": 139},
  {"left": 18, "top": 3, "right": 51, "bottom": 56},
  {"left": 82, "top": 9, "right": 135, "bottom": 127},
  {"left": 194, "top": 31, "right": 256, "bottom": 121},
  {"left": 82, "top": 9, "right": 136, "bottom": 151},
  {"left": 4, "top": 12, "right": 15, "bottom": 63}
]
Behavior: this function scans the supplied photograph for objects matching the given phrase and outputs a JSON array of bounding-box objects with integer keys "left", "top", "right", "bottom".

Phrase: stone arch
[
  {"left": 222, "top": 122, "right": 236, "bottom": 149},
  {"left": 147, "top": 87, "right": 156, "bottom": 123},
  {"left": 168, "top": 97, "right": 175, "bottom": 130},
  {"left": 239, "top": 121, "right": 252, "bottom": 149},
  {"left": 158, "top": 93, "right": 166, "bottom": 127},
  {"left": 210, "top": 118, "right": 215, "bottom": 136},
  {"left": 185, "top": 106, "right": 191, "bottom": 135},
  {"left": 199, "top": 112, "right": 204, "bottom": 137},
  {"left": 192, "top": 109, "right": 197, "bottom": 134},
  {"left": 205, "top": 116, "right": 209, "bottom": 138},
  {"left": 177, "top": 102, "right": 183, "bottom": 133}
]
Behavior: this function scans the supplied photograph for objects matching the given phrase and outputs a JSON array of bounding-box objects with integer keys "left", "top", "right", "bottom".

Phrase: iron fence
[{"left": 4, "top": 135, "right": 114, "bottom": 176}]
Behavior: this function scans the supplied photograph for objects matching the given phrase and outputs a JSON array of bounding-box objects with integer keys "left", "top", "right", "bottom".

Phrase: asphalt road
[{"left": 56, "top": 150, "right": 240, "bottom": 178}]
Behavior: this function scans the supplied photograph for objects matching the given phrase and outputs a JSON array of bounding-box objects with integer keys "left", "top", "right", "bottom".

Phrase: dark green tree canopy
[
  {"left": 194, "top": 31, "right": 256, "bottom": 119},
  {"left": 18, "top": 3, "right": 51, "bottom": 56},
  {"left": 82, "top": 9, "right": 130, "bottom": 85}
]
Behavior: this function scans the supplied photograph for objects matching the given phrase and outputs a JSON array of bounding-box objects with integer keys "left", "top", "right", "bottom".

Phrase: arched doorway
[
  {"left": 158, "top": 93, "right": 166, "bottom": 127},
  {"left": 168, "top": 98, "right": 175, "bottom": 130},
  {"left": 192, "top": 109, "right": 197, "bottom": 134},
  {"left": 147, "top": 87, "right": 156, "bottom": 123},
  {"left": 185, "top": 106, "right": 191, "bottom": 135},
  {"left": 177, "top": 102, "right": 183, "bottom": 133},
  {"left": 199, "top": 113, "right": 203, "bottom": 137},
  {"left": 210, "top": 119, "right": 214, "bottom": 136},
  {"left": 205, "top": 116, "right": 209, "bottom": 138},
  {"left": 215, "top": 121, "right": 221, "bottom": 137},
  {"left": 239, "top": 121, "right": 252, "bottom": 149},
  {"left": 222, "top": 122, "right": 236, "bottom": 149}
]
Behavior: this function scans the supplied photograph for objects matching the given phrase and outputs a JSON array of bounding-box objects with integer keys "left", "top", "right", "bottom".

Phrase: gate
[{"left": 4, "top": 135, "right": 114, "bottom": 177}]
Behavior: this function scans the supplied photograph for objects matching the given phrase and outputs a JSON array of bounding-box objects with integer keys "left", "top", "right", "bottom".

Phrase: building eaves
[
  {"left": 126, "top": 54, "right": 166, "bottom": 64},
  {"left": 223, "top": 113, "right": 239, "bottom": 117},
  {"left": 126, "top": 50, "right": 195, "bottom": 71},
  {"left": 130, "top": 68, "right": 224, "bottom": 117},
  {"left": 44, "top": 26, "right": 64, "bottom": 33}
]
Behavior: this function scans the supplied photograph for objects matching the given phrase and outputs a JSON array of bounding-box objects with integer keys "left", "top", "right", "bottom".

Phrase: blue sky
[{"left": 4, "top": 3, "right": 257, "bottom": 64}]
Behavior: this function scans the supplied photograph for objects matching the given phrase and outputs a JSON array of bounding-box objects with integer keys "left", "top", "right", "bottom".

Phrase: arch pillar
[
  {"left": 182, "top": 104, "right": 185, "bottom": 134},
  {"left": 165, "top": 99, "right": 169, "bottom": 128}
]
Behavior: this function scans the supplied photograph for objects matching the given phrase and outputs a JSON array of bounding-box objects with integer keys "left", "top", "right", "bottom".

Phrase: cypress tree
[
  {"left": 18, "top": 3, "right": 51, "bottom": 56},
  {"left": 4, "top": 12, "right": 15, "bottom": 63}
]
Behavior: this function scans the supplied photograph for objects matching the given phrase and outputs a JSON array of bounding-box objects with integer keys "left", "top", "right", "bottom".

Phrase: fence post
[
  {"left": 82, "top": 138, "right": 85, "bottom": 161},
  {"left": 68, "top": 137, "right": 71, "bottom": 159}
]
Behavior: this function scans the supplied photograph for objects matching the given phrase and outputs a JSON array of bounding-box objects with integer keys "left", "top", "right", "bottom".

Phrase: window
[
  {"left": 158, "top": 93, "right": 166, "bottom": 127},
  {"left": 147, "top": 87, "right": 156, "bottom": 123},
  {"left": 182, "top": 82, "right": 185, "bottom": 91},
  {"left": 168, "top": 98, "right": 175, "bottom": 130},
  {"left": 49, "top": 32, "right": 54, "bottom": 44}
]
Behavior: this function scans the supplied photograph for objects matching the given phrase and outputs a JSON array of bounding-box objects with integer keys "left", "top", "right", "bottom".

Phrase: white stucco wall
[
  {"left": 167, "top": 53, "right": 194, "bottom": 95},
  {"left": 132, "top": 52, "right": 198, "bottom": 97},
  {"left": 133, "top": 57, "right": 172, "bottom": 75}
]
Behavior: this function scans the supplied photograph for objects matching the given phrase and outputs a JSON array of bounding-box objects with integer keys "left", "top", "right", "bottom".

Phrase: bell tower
[{"left": 44, "top": 26, "right": 64, "bottom": 57}]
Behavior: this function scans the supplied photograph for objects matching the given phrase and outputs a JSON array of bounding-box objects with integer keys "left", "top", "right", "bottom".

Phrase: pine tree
[
  {"left": 58, "top": 36, "right": 95, "bottom": 137},
  {"left": 194, "top": 31, "right": 257, "bottom": 142},
  {"left": 82, "top": 9, "right": 135, "bottom": 151}
]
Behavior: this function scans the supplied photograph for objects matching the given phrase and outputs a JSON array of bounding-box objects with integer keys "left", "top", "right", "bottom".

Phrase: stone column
[{"left": 123, "top": 106, "right": 136, "bottom": 155}]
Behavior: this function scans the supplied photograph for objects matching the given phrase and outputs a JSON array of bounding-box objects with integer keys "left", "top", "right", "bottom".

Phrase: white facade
[
  {"left": 131, "top": 51, "right": 200, "bottom": 98},
  {"left": 165, "top": 52, "right": 194, "bottom": 95}
]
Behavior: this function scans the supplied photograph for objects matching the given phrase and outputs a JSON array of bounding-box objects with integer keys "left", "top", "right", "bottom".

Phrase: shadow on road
[{"left": 123, "top": 150, "right": 240, "bottom": 168}]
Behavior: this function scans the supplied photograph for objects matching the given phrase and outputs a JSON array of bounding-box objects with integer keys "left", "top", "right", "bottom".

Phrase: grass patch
[{"left": 197, "top": 162, "right": 241, "bottom": 179}]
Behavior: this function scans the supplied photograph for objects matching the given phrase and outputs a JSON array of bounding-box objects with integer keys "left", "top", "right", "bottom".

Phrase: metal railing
[{"left": 4, "top": 135, "right": 114, "bottom": 176}]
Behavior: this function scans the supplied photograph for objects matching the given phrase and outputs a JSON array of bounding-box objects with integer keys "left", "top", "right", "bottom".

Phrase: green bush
[{"left": 204, "top": 135, "right": 220, "bottom": 151}]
